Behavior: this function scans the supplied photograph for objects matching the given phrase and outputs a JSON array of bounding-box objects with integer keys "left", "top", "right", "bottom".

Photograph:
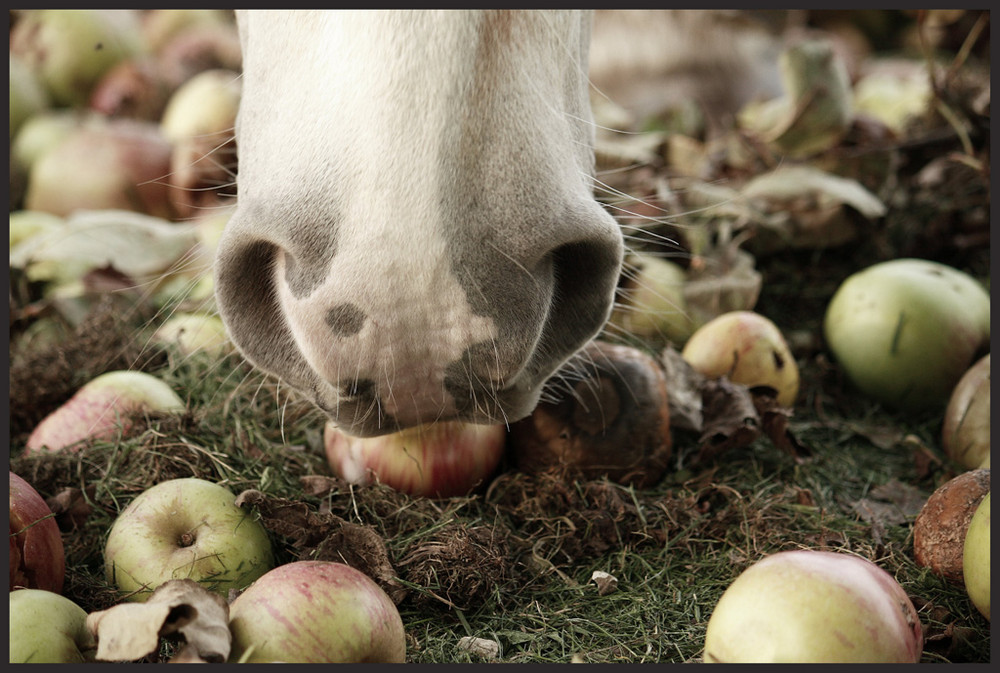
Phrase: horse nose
[{"left": 213, "top": 196, "right": 622, "bottom": 436}]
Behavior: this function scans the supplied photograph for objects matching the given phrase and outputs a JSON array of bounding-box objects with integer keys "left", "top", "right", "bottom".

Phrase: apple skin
[
  {"left": 26, "top": 370, "right": 185, "bottom": 453},
  {"left": 9, "top": 471, "right": 65, "bottom": 593},
  {"left": 103, "top": 477, "right": 275, "bottom": 602},
  {"left": 608, "top": 253, "right": 695, "bottom": 344},
  {"left": 823, "top": 259, "right": 989, "bottom": 411},
  {"left": 9, "top": 589, "right": 96, "bottom": 663},
  {"left": 681, "top": 310, "right": 800, "bottom": 406},
  {"left": 703, "top": 550, "right": 923, "bottom": 663},
  {"left": 942, "top": 355, "right": 990, "bottom": 470},
  {"left": 228, "top": 560, "right": 406, "bottom": 663},
  {"left": 963, "top": 492, "right": 990, "bottom": 621},
  {"left": 324, "top": 420, "right": 506, "bottom": 498}
]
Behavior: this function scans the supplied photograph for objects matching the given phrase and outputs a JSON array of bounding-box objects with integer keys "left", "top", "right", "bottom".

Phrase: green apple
[
  {"left": 228, "top": 561, "right": 406, "bottom": 663},
  {"left": 704, "top": 550, "right": 922, "bottom": 663},
  {"left": 608, "top": 253, "right": 695, "bottom": 344},
  {"left": 103, "top": 478, "right": 274, "bottom": 602},
  {"left": 9, "top": 589, "right": 96, "bottom": 663},
  {"left": 681, "top": 310, "right": 799, "bottom": 406},
  {"left": 963, "top": 492, "right": 990, "bottom": 621},
  {"left": 9, "top": 56, "right": 49, "bottom": 141},
  {"left": 942, "top": 355, "right": 990, "bottom": 470},
  {"left": 10, "top": 9, "right": 143, "bottom": 107},
  {"left": 153, "top": 313, "right": 232, "bottom": 358},
  {"left": 824, "top": 259, "right": 989, "bottom": 411}
]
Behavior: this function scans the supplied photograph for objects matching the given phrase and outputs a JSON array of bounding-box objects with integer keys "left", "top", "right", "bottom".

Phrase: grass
[{"left": 10, "top": 319, "right": 991, "bottom": 662}]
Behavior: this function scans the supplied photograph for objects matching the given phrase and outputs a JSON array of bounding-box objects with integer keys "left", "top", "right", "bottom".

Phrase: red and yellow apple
[
  {"left": 228, "top": 561, "right": 406, "bottom": 663},
  {"left": 9, "top": 471, "right": 65, "bottom": 593},
  {"left": 324, "top": 420, "right": 506, "bottom": 498},
  {"left": 703, "top": 550, "right": 922, "bottom": 663}
]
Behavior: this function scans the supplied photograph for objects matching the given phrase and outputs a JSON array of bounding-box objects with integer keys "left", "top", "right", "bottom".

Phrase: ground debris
[{"left": 234, "top": 489, "right": 406, "bottom": 604}]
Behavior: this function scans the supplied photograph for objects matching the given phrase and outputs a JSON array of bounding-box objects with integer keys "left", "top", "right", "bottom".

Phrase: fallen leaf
[
  {"left": 234, "top": 489, "right": 406, "bottom": 604},
  {"left": 45, "top": 486, "right": 94, "bottom": 530},
  {"left": 590, "top": 570, "right": 619, "bottom": 596},
  {"left": 697, "top": 377, "right": 761, "bottom": 462},
  {"left": 87, "top": 579, "right": 230, "bottom": 663},
  {"left": 457, "top": 636, "right": 501, "bottom": 659},
  {"left": 659, "top": 347, "right": 706, "bottom": 431},
  {"left": 10, "top": 209, "right": 198, "bottom": 286}
]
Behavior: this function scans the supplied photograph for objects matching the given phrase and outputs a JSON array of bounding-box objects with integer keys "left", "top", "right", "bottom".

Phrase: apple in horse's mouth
[{"left": 324, "top": 420, "right": 506, "bottom": 498}]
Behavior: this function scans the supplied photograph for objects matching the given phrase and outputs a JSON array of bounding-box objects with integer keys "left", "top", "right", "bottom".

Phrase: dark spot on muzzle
[{"left": 326, "top": 303, "right": 367, "bottom": 337}]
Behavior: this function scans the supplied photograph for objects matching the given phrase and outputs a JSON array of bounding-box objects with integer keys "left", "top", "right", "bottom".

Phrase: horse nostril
[{"left": 340, "top": 378, "right": 375, "bottom": 399}]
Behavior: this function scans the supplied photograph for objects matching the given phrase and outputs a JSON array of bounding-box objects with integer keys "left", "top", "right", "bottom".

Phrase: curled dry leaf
[
  {"left": 87, "top": 578, "right": 230, "bottom": 663},
  {"left": 591, "top": 570, "right": 619, "bottom": 596},
  {"left": 457, "top": 636, "right": 500, "bottom": 659},
  {"left": 45, "top": 486, "right": 94, "bottom": 529}
]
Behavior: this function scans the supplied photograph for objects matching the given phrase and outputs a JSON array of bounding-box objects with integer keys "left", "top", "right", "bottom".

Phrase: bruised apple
[
  {"left": 228, "top": 561, "right": 406, "bottom": 663},
  {"left": 324, "top": 421, "right": 506, "bottom": 498},
  {"left": 912, "top": 469, "right": 990, "bottom": 582},
  {"left": 509, "top": 340, "right": 672, "bottom": 488},
  {"left": 681, "top": 310, "right": 799, "bottom": 406},
  {"left": 103, "top": 478, "right": 274, "bottom": 602},
  {"left": 9, "top": 472, "right": 65, "bottom": 593},
  {"left": 26, "top": 370, "right": 185, "bottom": 452},
  {"left": 704, "top": 550, "right": 922, "bottom": 663}
]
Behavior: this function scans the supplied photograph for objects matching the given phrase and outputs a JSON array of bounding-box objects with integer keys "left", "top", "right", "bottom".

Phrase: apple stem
[{"left": 178, "top": 531, "right": 195, "bottom": 547}]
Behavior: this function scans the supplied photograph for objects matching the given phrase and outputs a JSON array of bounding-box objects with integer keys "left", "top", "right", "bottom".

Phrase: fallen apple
[
  {"left": 152, "top": 313, "right": 232, "bottom": 358},
  {"left": 912, "top": 469, "right": 990, "bottom": 582},
  {"left": 509, "top": 340, "right": 672, "bottom": 488},
  {"left": 25, "top": 119, "right": 178, "bottom": 220},
  {"left": 228, "top": 560, "right": 406, "bottom": 663},
  {"left": 703, "top": 550, "right": 923, "bottom": 663},
  {"left": 142, "top": 8, "right": 234, "bottom": 53},
  {"left": 942, "top": 355, "right": 990, "bottom": 470},
  {"left": 103, "top": 477, "right": 275, "bottom": 602},
  {"left": 9, "top": 471, "right": 65, "bottom": 593},
  {"left": 681, "top": 310, "right": 799, "bottom": 406},
  {"left": 10, "top": 9, "right": 143, "bottom": 107},
  {"left": 608, "top": 252, "right": 695, "bottom": 345},
  {"left": 10, "top": 108, "right": 85, "bottom": 178},
  {"left": 325, "top": 420, "right": 506, "bottom": 498},
  {"left": 26, "top": 370, "right": 185, "bottom": 453},
  {"left": 10, "top": 56, "right": 49, "bottom": 141},
  {"left": 962, "top": 492, "right": 990, "bottom": 621},
  {"left": 823, "top": 259, "right": 990, "bottom": 411},
  {"left": 160, "top": 68, "right": 241, "bottom": 218},
  {"left": 89, "top": 58, "right": 172, "bottom": 121},
  {"left": 9, "top": 589, "right": 97, "bottom": 663}
]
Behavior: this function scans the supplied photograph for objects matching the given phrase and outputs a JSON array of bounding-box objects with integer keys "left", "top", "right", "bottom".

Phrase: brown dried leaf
[
  {"left": 591, "top": 570, "right": 619, "bottom": 596},
  {"left": 697, "top": 377, "right": 761, "bottom": 462},
  {"left": 87, "top": 579, "right": 230, "bottom": 663},
  {"left": 658, "top": 347, "right": 706, "bottom": 432},
  {"left": 45, "top": 486, "right": 94, "bottom": 530},
  {"left": 234, "top": 489, "right": 406, "bottom": 604},
  {"left": 752, "top": 392, "right": 811, "bottom": 460}
]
